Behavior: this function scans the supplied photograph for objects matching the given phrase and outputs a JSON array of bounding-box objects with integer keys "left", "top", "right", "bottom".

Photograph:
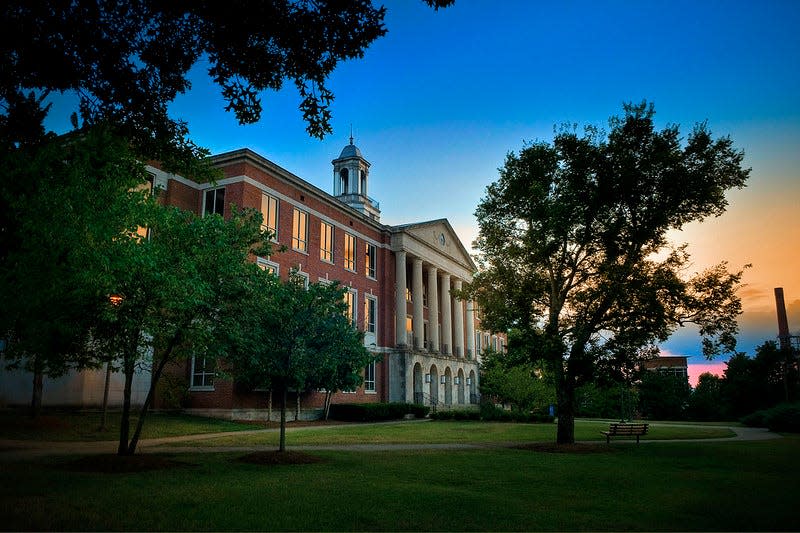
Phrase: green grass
[
  {"left": 172, "top": 419, "right": 734, "bottom": 447},
  {"left": 0, "top": 409, "right": 257, "bottom": 441},
  {"left": 1, "top": 438, "right": 797, "bottom": 531}
]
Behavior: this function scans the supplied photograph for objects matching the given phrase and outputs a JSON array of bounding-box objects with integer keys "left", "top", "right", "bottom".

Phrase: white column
[
  {"left": 453, "top": 279, "right": 464, "bottom": 358},
  {"left": 412, "top": 258, "right": 424, "bottom": 350},
  {"left": 441, "top": 273, "right": 452, "bottom": 355},
  {"left": 428, "top": 266, "right": 439, "bottom": 352},
  {"left": 395, "top": 250, "right": 407, "bottom": 346},
  {"left": 466, "top": 299, "right": 475, "bottom": 360}
]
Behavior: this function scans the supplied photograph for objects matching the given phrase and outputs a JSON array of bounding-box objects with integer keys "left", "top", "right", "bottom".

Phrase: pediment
[{"left": 392, "top": 219, "right": 476, "bottom": 278}]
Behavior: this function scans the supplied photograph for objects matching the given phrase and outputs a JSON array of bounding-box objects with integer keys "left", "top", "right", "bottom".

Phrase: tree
[
  {"left": 223, "top": 274, "right": 374, "bottom": 451},
  {"left": 687, "top": 372, "right": 725, "bottom": 421},
  {"left": 1, "top": 0, "right": 452, "bottom": 162},
  {"left": 0, "top": 127, "right": 148, "bottom": 416},
  {"left": 479, "top": 348, "right": 555, "bottom": 414},
  {"left": 89, "top": 203, "right": 271, "bottom": 455},
  {"left": 462, "top": 102, "right": 749, "bottom": 444},
  {"left": 637, "top": 371, "right": 692, "bottom": 420}
]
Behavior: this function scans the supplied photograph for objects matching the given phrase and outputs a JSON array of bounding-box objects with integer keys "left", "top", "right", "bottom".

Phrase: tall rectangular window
[
  {"left": 292, "top": 208, "right": 308, "bottom": 252},
  {"left": 320, "top": 221, "right": 334, "bottom": 263},
  {"left": 190, "top": 356, "right": 215, "bottom": 389},
  {"left": 344, "top": 289, "right": 357, "bottom": 326},
  {"left": 365, "top": 243, "right": 376, "bottom": 278},
  {"left": 344, "top": 232, "right": 356, "bottom": 271},
  {"left": 203, "top": 187, "right": 225, "bottom": 216},
  {"left": 364, "top": 295, "right": 377, "bottom": 334},
  {"left": 261, "top": 193, "right": 278, "bottom": 240},
  {"left": 364, "top": 361, "right": 376, "bottom": 392}
]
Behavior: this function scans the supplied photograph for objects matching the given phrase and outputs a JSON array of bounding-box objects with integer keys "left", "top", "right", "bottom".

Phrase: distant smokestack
[{"left": 775, "top": 287, "right": 790, "bottom": 351}]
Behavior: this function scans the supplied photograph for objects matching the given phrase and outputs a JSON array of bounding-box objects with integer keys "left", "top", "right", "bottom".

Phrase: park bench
[{"left": 601, "top": 422, "right": 649, "bottom": 443}]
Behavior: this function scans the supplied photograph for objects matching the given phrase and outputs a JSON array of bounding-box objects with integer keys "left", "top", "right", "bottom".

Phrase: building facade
[{"left": 151, "top": 140, "right": 505, "bottom": 419}]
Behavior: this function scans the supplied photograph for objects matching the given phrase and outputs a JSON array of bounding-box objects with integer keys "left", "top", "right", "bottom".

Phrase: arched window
[
  {"left": 339, "top": 168, "right": 349, "bottom": 194},
  {"left": 360, "top": 169, "right": 367, "bottom": 196}
]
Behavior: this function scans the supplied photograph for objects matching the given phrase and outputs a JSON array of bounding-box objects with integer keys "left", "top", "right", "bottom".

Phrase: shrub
[
  {"left": 430, "top": 409, "right": 480, "bottom": 421},
  {"left": 741, "top": 403, "right": 800, "bottom": 432},
  {"left": 478, "top": 402, "right": 554, "bottom": 423},
  {"left": 328, "top": 402, "right": 429, "bottom": 422}
]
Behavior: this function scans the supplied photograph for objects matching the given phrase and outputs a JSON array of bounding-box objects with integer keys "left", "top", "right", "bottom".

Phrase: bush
[
  {"left": 430, "top": 409, "right": 480, "bottom": 421},
  {"left": 741, "top": 403, "right": 800, "bottom": 432},
  {"left": 327, "top": 402, "right": 429, "bottom": 422},
  {"left": 478, "top": 402, "right": 554, "bottom": 423}
]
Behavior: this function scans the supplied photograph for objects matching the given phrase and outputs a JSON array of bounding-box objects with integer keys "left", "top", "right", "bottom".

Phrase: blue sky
[{"left": 46, "top": 1, "right": 800, "bottom": 377}]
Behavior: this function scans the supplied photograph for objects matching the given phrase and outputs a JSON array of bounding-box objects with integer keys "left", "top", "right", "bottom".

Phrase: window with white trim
[
  {"left": 364, "top": 361, "right": 376, "bottom": 392},
  {"left": 364, "top": 295, "right": 377, "bottom": 334},
  {"left": 261, "top": 193, "right": 278, "bottom": 240},
  {"left": 190, "top": 356, "right": 215, "bottom": 389},
  {"left": 320, "top": 221, "right": 334, "bottom": 263},
  {"left": 344, "top": 232, "right": 356, "bottom": 271},
  {"left": 292, "top": 208, "right": 308, "bottom": 252},
  {"left": 203, "top": 187, "right": 225, "bottom": 217},
  {"left": 290, "top": 269, "right": 309, "bottom": 289},
  {"left": 365, "top": 243, "right": 376, "bottom": 278},
  {"left": 344, "top": 288, "right": 357, "bottom": 326},
  {"left": 257, "top": 258, "right": 279, "bottom": 276}
]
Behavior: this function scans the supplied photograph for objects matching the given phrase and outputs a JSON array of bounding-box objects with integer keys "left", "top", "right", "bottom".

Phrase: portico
[{"left": 388, "top": 220, "right": 480, "bottom": 407}]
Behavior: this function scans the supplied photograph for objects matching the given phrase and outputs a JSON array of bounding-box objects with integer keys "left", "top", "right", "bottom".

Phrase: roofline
[{"left": 209, "top": 148, "right": 387, "bottom": 233}]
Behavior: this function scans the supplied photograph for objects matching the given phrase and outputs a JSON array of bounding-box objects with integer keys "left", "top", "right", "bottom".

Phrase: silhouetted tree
[
  {"left": 638, "top": 371, "right": 692, "bottom": 420},
  {"left": 461, "top": 102, "right": 749, "bottom": 444},
  {"left": 687, "top": 372, "right": 726, "bottom": 420}
]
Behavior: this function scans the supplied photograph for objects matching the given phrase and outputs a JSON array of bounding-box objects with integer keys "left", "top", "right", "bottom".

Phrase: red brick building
[{"left": 147, "top": 140, "right": 505, "bottom": 420}]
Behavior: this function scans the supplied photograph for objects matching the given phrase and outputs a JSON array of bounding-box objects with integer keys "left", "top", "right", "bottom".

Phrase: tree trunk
[
  {"left": 30, "top": 366, "right": 43, "bottom": 419},
  {"left": 279, "top": 385, "right": 287, "bottom": 452},
  {"left": 118, "top": 359, "right": 134, "bottom": 455},
  {"left": 295, "top": 393, "right": 300, "bottom": 421},
  {"left": 126, "top": 354, "right": 169, "bottom": 455},
  {"left": 323, "top": 391, "right": 332, "bottom": 420},
  {"left": 267, "top": 389, "right": 272, "bottom": 427},
  {"left": 555, "top": 361, "right": 576, "bottom": 445},
  {"left": 99, "top": 360, "right": 112, "bottom": 430}
]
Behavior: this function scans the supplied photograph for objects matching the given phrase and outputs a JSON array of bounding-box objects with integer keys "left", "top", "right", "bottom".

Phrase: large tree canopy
[
  {"left": 463, "top": 102, "right": 750, "bottom": 444},
  {"left": 1, "top": 0, "right": 452, "bottom": 163}
]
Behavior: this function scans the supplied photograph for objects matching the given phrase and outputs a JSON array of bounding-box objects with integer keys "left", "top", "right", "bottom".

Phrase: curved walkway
[{"left": 0, "top": 423, "right": 782, "bottom": 461}]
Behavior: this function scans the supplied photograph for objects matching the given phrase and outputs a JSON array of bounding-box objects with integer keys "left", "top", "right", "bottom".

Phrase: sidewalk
[{"left": 0, "top": 423, "right": 782, "bottom": 461}]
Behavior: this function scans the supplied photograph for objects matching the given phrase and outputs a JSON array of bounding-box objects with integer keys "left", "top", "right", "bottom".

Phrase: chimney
[{"left": 775, "top": 287, "right": 791, "bottom": 351}]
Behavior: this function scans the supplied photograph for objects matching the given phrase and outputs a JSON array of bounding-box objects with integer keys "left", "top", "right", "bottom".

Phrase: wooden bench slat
[{"left": 601, "top": 423, "right": 649, "bottom": 443}]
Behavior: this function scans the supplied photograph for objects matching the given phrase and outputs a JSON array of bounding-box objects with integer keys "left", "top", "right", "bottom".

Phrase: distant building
[{"left": 642, "top": 356, "right": 689, "bottom": 379}]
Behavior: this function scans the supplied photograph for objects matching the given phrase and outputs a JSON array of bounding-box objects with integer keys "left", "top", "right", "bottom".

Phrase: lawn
[
  {"left": 172, "top": 419, "right": 734, "bottom": 447},
  {"left": 0, "top": 409, "right": 257, "bottom": 441},
  {"left": 1, "top": 438, "right": 798, "bottom": 531}
]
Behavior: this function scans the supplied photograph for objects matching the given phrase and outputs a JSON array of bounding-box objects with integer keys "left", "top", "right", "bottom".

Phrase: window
[
  {"left": 344, "top": 232, "right": 356, "bottom": 271},
  {"left": 364, "top": 361, "right": 376, "bottom": 392},
  {"left": 292, "top": 208, "right": 308, "bottom": 252},
  {"left": 406, "top": 287, "right": 412, "bottom": 303},
  {"left": 204, "top": 187, "right": 225, "bottom": 216},
  {"left": 423, "top": 282, "right": 428, "bottom": 306},
  {"left": 320, "top": 221, "right": 334, "bottom": 263},
  {"left": 364, "top": 295, "right": 377, "bottom": 334},
  {"left": 261, "top": 193, "right": 278, "bottom": 240},
  {"left": 191, "top": 356, "right": 215, "bottom": 389},
  {"left": 290, "top": 269, "right": 309, "bottom": 289},
  {"left": 365, "top": 243, "right": 376, "bottom": 278},
  {"left": 257, "top": 258, "right": 279, "bottom": 276},
  {"left": 344, "top": 289, "right": 357, "bottom": 326}
]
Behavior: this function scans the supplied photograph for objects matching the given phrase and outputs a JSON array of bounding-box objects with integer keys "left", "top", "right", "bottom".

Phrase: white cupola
[{"left": 332, "top": 134, "right": 380, "bottom": 221}]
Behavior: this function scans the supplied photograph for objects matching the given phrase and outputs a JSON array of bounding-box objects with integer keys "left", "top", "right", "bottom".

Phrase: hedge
[
  {"left": 328, "top": 402, "right": 430, "bottom": 422},
  {"left": 741, "top": 402, "right": 800, "bottom": 433}
]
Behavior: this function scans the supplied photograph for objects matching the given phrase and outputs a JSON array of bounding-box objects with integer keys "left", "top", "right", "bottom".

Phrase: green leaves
[{"left": 466, "top": 102, "right": 750, "bottom": 443}]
